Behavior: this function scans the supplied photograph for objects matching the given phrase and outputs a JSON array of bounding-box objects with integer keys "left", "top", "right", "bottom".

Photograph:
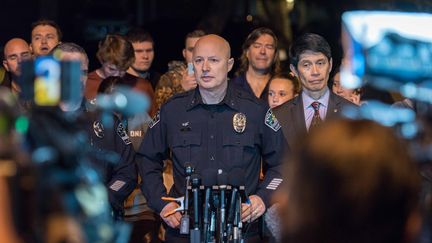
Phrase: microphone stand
[
  {"left": 190, "top": 174, "right": 201, "bottom": 243},
  {"left": 226, "top": 185, "right": 238, "bottom": 241},
  {"left": 180, "top": 163, "right": 194, "bottom": 234},
  {"left": 233, "top": 194, "right": 242, "bottom": 243},
  {"left": 201, "top": 169, "right": 218, "bottom": 243},
  {"left": 209, "top": 193, "right": 218, "bottom": 243},
  {"left": 217, "top": 170, "right": 228, "bottom": 243},
  {"left": 203, "top": 185, "right": 212, "bottom": 242}
]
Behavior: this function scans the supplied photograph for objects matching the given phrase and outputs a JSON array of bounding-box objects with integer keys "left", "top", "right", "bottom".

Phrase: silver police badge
[
  {"left": 93, "top": 121, "right": 104, "bottom": 138},
  {"left": 233, "top": 113, "right": 246, "bottom": 133}
]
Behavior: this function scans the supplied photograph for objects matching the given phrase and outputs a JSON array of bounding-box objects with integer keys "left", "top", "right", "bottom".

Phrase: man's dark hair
[
  {"left": 31, "top": 19, "right": 63, "bottom": 41},
  {"left": 185, "top": 30, "right": 206, "bottom": 43},
  {"left": 236, "top": 27, "right": 280, "bottom": 76},
  {"left": 125, "top": 27, "right": 153, "bottom": 44},
  {"left": 289, "top": 33, "right": 331, "bottom": 68}
]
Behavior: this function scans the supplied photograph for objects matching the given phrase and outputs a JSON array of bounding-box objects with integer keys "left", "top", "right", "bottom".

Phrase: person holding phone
[{"left": 154, "top": 30, "right": 206, "bottom": 110}]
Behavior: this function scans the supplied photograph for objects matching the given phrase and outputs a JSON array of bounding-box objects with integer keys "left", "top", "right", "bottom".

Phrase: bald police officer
[{"left": 137, "top": 35, "right": 287, "bottom": 242}]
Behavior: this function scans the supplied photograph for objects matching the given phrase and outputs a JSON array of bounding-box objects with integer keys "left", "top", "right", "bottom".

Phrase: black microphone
[
  {"left": 229, "top": 168, "right": 247, "bottom": 242},
  {"left": 180, "top": 162, "right": 194, "bottom": 234},
  {"left": 202, "top": 169, "right": 218, "bottom": 243},
  {"left": 217, "top": 169, "right": 228, "bottom": 242},
  {"left": 190, "top": 173, "right": 201, "bottom": 243},
  {"left": 226, "top": 168, "right": 244, "bottom": 240},
  {"left": 209, "top": 210, "right": 217, "bottom": 243}
]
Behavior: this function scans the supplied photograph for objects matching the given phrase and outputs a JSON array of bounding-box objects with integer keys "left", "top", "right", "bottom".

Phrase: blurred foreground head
[{"left": 277, "top": 119, "right": 421, "bottom": 243}]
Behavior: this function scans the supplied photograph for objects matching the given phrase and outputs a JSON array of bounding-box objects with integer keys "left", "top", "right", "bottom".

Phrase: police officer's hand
[
  {"left": 160, "top": 202, "right": 182, "bottom": 228},
  {"left": 181, "top": 70, "right": 197, "bottom": 91},
  {"left": 241, "top": 195, "right": 266, "bottom": 222}
]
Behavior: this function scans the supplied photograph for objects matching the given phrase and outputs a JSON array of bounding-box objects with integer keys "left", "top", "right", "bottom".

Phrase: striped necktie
[{"left": 310, "top": 101, "right": 322, "bottom": 130}]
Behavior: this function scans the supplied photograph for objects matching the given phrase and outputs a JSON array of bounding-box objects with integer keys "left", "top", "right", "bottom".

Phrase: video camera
[
  {"left": 340, "top": 11, "right": 432, "bottom": 102},
  {"left": 340, "top": 11, "right": 432, "bottom": 129},
  {"left": 18, "top": 55, "right": 82, "bottom": 107},
  {"left": 340, "top": 13, "right": 432, "bottom": 237}
]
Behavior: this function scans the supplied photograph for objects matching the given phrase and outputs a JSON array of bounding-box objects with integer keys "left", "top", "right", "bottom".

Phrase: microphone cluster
[{"left": 181, "top": 165, "right": 248, "bottom": 243}]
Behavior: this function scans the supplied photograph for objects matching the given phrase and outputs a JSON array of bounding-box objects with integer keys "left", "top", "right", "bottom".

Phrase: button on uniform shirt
[
  {"left": 137, "top": 83, "right": 287, "bottom": 213},
  {"left": 303, "top": 88, "right": 330, "bottom": 130}
]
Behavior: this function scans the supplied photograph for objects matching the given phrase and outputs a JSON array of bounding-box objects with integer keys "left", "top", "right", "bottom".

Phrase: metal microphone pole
[
  {"left": 190, "top": 174, "right": 201, "bottom": 243},
  {"left": 229, "top": 168, "right": 247, "bottom": 243},
  {"left": 217, "top": 170, "right": 228, "bottom": 243},
  {"left": 202, "top": 169, "right": 217, "bottom": 243},
  {"left": 180, "top": 162, "right": 194, "bottom": 234}
]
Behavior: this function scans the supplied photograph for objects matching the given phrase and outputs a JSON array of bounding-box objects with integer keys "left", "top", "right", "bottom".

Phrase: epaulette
[{"left": 163, "top": 89, "right": 194, "bottom": 105}]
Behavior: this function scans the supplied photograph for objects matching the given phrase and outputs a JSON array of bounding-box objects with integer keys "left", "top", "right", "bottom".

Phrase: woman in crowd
[{"left": 267, "top": 72, "right": 300, "bottom": 108}]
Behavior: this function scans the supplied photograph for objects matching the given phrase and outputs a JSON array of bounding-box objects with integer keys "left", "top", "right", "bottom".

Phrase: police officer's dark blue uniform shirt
[
  {"left": 137, "top": 82, "right": 286, "bottom": 213},
  {"left": 77, "top": 109, "right": 137, "bottom": 215}
]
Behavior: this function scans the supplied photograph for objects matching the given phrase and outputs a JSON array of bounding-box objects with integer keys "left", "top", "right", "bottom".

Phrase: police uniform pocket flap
[
  {"left": 222, "top": 132, "right": 254, "bottom": 148},
  {"left": 172, "top": 133, "right": 202, "bottom": 147}
]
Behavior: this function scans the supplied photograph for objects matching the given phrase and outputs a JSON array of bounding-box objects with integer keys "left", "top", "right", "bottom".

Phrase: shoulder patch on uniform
[
  {"left": 265, "top": 108, "right": 281, "bottom": 132},
  {"left": 93, "top": 121, "right": 104, "bottom": 138},
  {"left": 117, "top": 122, "right": 132, "bottom": 145},
  {"left": 148, "top": 110, "right": 160, "bottom": 129}
]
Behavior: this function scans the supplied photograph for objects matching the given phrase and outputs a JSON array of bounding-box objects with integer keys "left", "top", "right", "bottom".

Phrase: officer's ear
[
  {"left": 182, "top": 48, "right": 187, "bottom": 60},
  {"left": 228, "top": 58, "right": 234, "bottom": 72},
  {"left": 3, "top": 60, "right": 9, "bottom": 72},
  {"left": 329, "top": 57, "right": 333, "bottom": 72},
  {"left": 290, "top": 64, "right": 299, "bottom": 78}
]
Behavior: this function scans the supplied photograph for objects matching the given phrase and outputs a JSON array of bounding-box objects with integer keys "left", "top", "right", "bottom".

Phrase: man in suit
[{"left": 273, "top": 33, "right": 354, "bottom": 147}]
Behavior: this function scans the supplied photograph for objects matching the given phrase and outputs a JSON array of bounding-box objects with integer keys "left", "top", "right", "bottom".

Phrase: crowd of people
[{"left": 0, "top": 19, "right": 425, "bottom": 243}]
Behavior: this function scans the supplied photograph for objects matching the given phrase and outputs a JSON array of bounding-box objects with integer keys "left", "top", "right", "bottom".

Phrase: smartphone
[{"left": 187, "top": 62, "right": 194, "bottom": 75}]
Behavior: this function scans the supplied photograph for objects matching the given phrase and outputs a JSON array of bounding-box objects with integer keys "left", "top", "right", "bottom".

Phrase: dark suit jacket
[{"left": 273, "top": 91, "right": 355, "bottom": 149}]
